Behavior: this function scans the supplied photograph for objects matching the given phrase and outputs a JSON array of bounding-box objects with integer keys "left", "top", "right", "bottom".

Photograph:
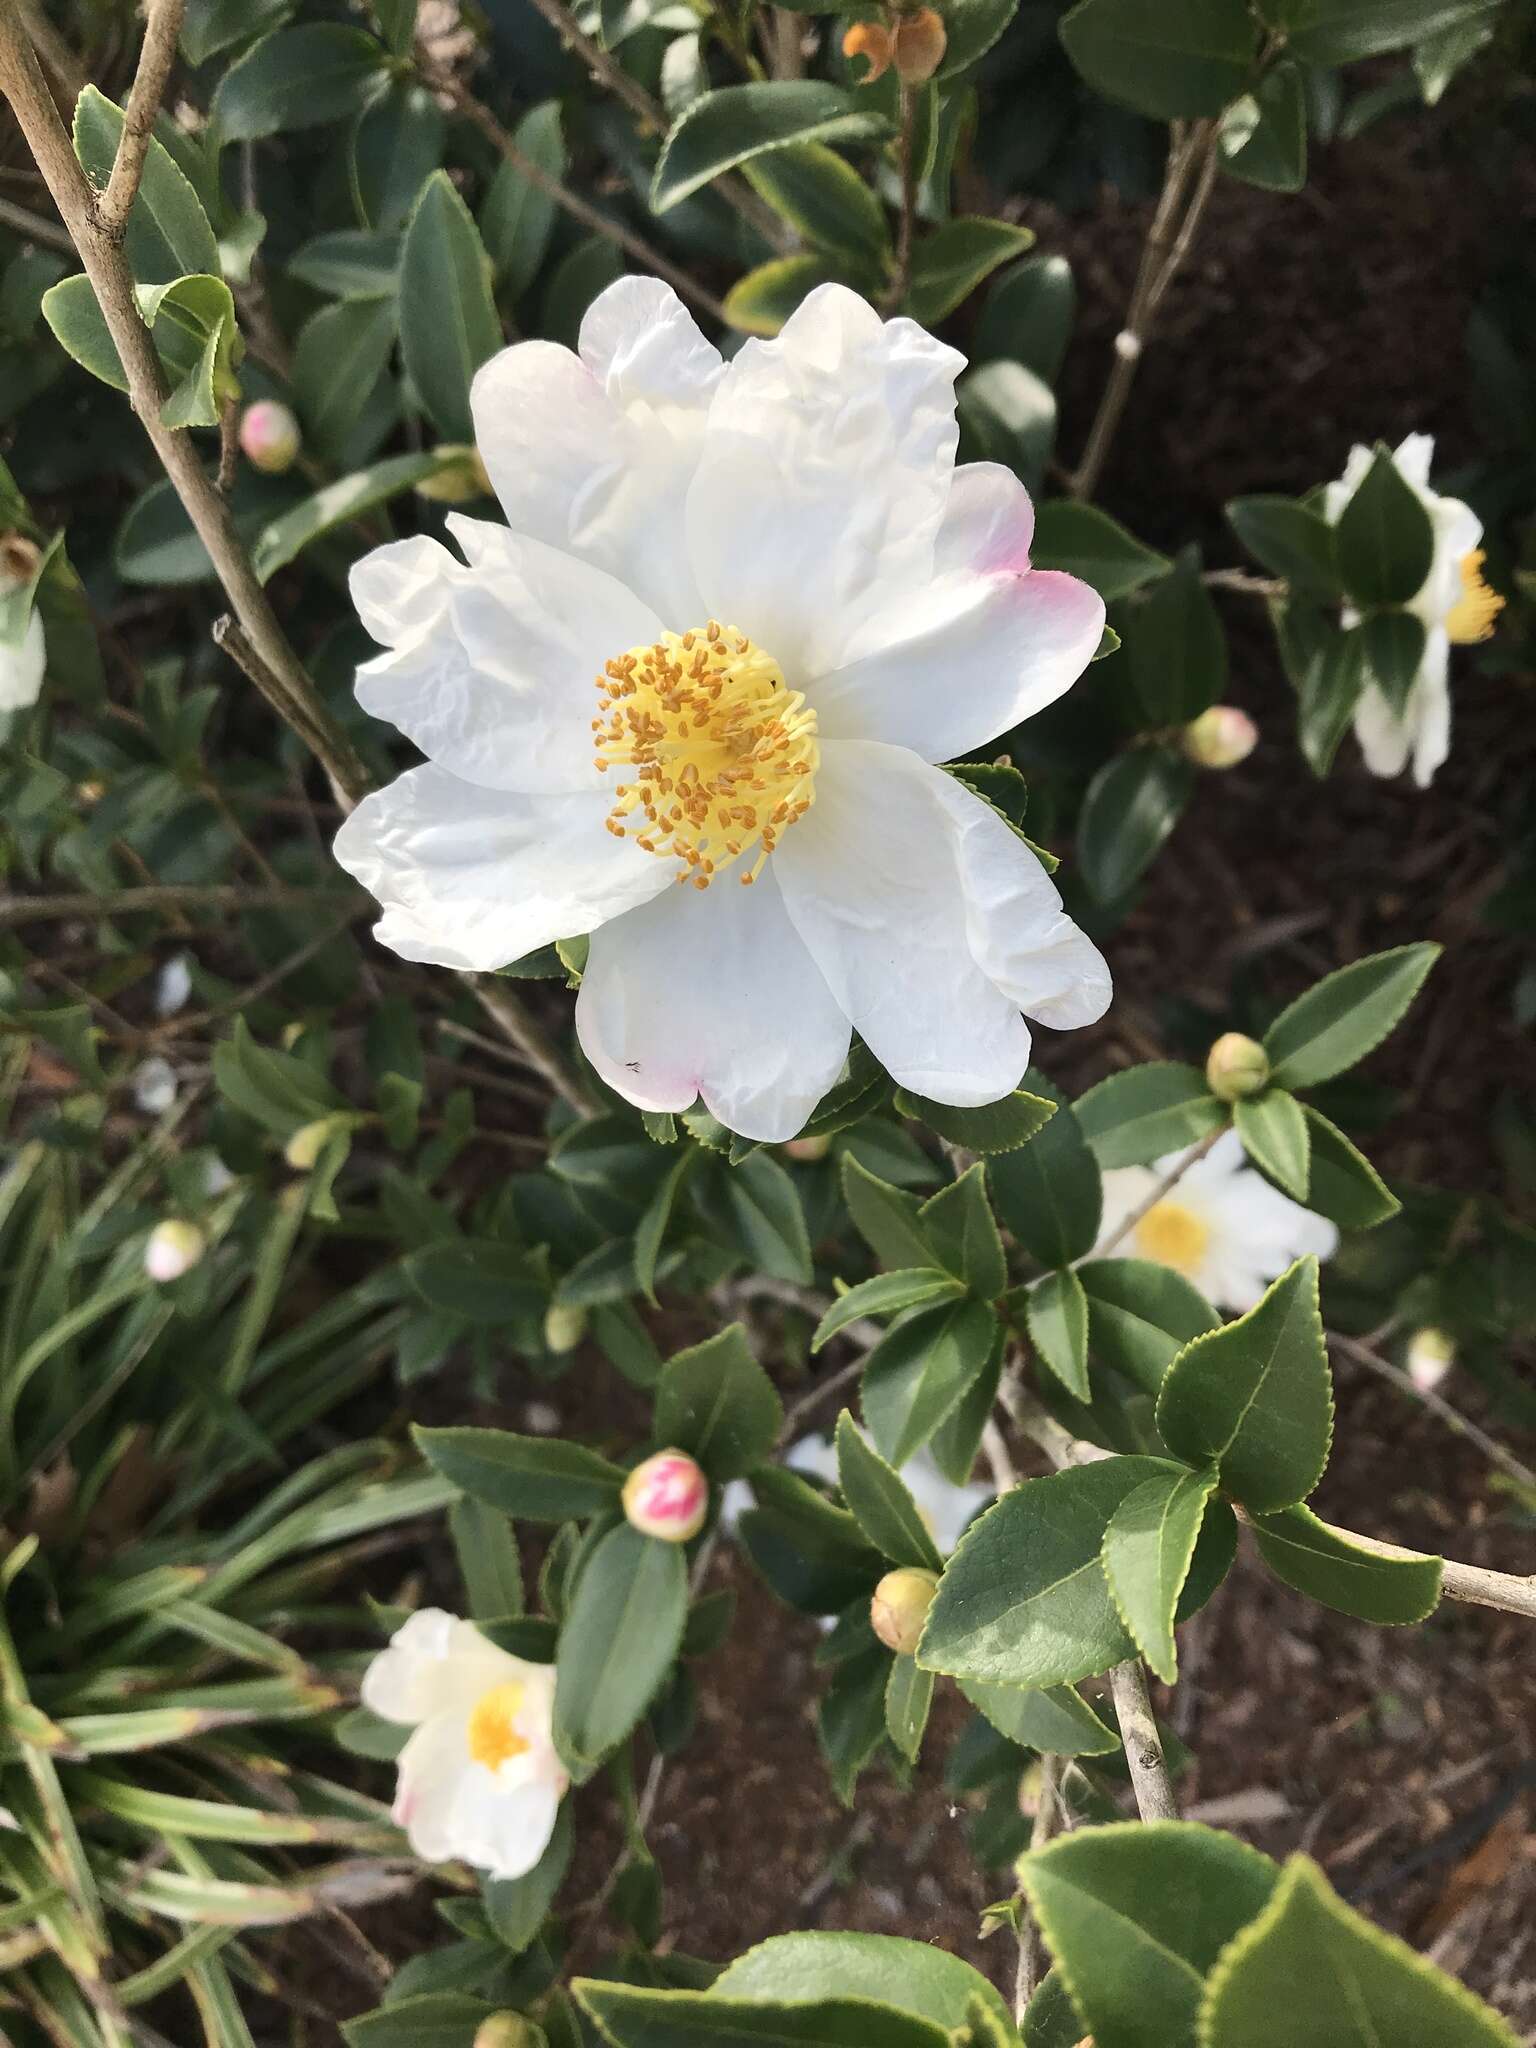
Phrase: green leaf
[
  {"left": 634, "top": 1147, "right": 697, "bottom": 1305},
  {"left": 1233, "top": 1089, "right": 1310, "bottom": 1201},
  {"left": 653, "top": 1325, "right": 783, "bottom": 1481},
  {"left": 74, "top": 89, "right": 220, "bottom": 284},
  {"left": 974, "top": 254, "right": 1076, "bottom": 384},
  {"left": 1075, "top": 1065, "right": 1225, "bottom": 1170},
  {"left": 1023, "top": 1822, "right": 1279, "bottom": 2048},
  {"left": 484, "top": 1798, "right": 573, "bottom": 1952},
  {"left": 1263, "top": 943, "right": 1440, "bottom": 1090},
  {"left": 723, "top": 1152, "right": 812, "bottom": 1284},
  {"left": 652, "top": 85, "right": 892, "bottom": 212},
  {"left": 1333, "top": 444, "right": 1436, "bottom": 608},
  {"left": 1123, "top": 553, "right": 1226, "bottom": 725},
  {"left": 291, "top": 297, "right": 396, "bottom": 461},
  {"left": 885, "top": 1653, "right": 935, "bottom": 1762},
  {"left": 841, "top": 1154, "right": 937, "bottom": 1271},
  {"left": 959, "top": 1678, "right": 1120, "bottom": 1757},
  {"left": 1299, "top": 1108, "right": 1398, "bottom": 1228},
  {"left": 344, "top": 1996, "right": 499, "bottom": 2047},
  {"left": 1078, "top": 751, "right": 1193, "bottom": 904},
  {"left": 1023, "top": 1973, "right": 1086, "bottom": 2048},
  {"left": 375, "top": 0, "right": 419, "bottom": 57},
  {"left": 1282, "top": 607, "right": 1368, "bottom": 778},
  {"left": 1059, "top": 0, "right": 1260, "bottom": 119},
  {"left": 743, "top": 144, "right": 890, "bottom": 269},
  {"left": 181, "top": 0, "right": 292, "bottom": 66},
  {"left": 956, "top": 360, "right": 1057, "bottom": 491},
  {"left": 449, "top": 1497, "right": 524, "bottom": 1620},
  {"left": 1359, "top": 608, "right": 1428, "bottom": 718},
  {"left": 990, "top": 1073, "right": 1100, "bottom": 1268},
  {"left": 554, "top": 1524, "right": 688, "bottom": 1769},
  {"left": 402, "top": 1239, "right": 544, "bottom": 1326},
  {"left": 1027, "top": 1269, "right": 1091, "bottom": 1401},
  {"left": 1156, "top": 1258, "right": 1332, "bottom": 1513},
  {"left": 213, "top": 24, "right": 388, "bottom": 140},
  {"left": 581, "top": 1984, "right": 950, "bottom": 2048},
  {"left": 1031, "top": 502, "right": 1169, "bottom": 601},
  {"left": 399, "top": 170, "right": 502, "bottom": 443},
  {"left": 918, "top": 1164, "right": 1007, "bottom": 1299},
  {"left": 863, "top": 1298, "right": 1001, "bottom": 1467},
  {"left": 939, "top": 0, "right": 1024, "bottom": 75},
  {"left": 1225, "top": 496, "right": 1339, "bottom": 594},
  {"left": 42, "top": 274, "right": 129, "bottom": 391},
  {"left": 813, "top": 1270, "right": 966, "bottom": 1351},
  {"left": 212, "top": 1017, "right": 343, "bottom": 1136},
  {"left": 919, "top": 1457, "right": 1182, "bottom": 1688},
  {"left": 1249, "top": 1504, "right": 1442, "bottom": 1623},
  {"left": 1272, "top": 0, "right": 1505, "bottom": 69},
  {"left": 835, "top": 1413, "right": 944, "bottom": 1571},
  {"left": 1101, "top": 1465, "right": 1216, "bottom": 1683},
  {"left": 1080, "top": 1260, "right": 1221, "bottom": 1397},
  {"left": 713, "top": 1932, "right": 1013, "bottom": 2035},
  {"left": 1219, "top": 61, "right": 1307, "bottom": 193},
  {"left": 481, "top": 103, "right": 565, "bottom": 299},
  {"left": 250, "top": 449, "right": 462, "bottom": 581},
  {"left": 415, "top": 1427, "right": 626, "bottom": 1520},
  {"left": 907, "top": 218, "right": 1033, "bottom": 326},
  {"left": 723, "top": 255, "right": 845, "bottom": 338},
  {"left": 1197, "top": 1853, "right": 1519, "bottom": 2045},
  {"left": 894, "top": 1088, "right": 1056, "bottom": 1156}
]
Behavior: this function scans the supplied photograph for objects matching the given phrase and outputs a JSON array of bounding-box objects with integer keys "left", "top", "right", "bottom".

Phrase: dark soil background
[{"left": 255, "top": 91, "right": 1536, "bottom": 2048}]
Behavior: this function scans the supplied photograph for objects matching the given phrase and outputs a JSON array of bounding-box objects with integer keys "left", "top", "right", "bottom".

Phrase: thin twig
[
  {"left": 886, "top": 84, "right": 919, "bottom": 316},
  {"left": 0, "top": 884, "right": 356, "bottom": 927},
  {"left": 1085, "top": 1122, "right": 1227, "bottom": 1260},
  {"left": 471, "top": 976, "right": 597, "bottom": 1118},
  {"left": 1015, "top": 1751, "right": 1061, "bottom": 2019},
  {"left": 1329, "top": 1331, "right": 1536, "bottom": 1495},
  {"left": 0, "top": 192, "right": 74, "bottom": 252},
  {"left": 96, "top": 0, "right": 188, "bottom": 238},
  {"left": 1109, "top": 1658, "right": 1177, "bottom": 1821},
  {"left": 1204, "top": 568, "right": 1286, "bottom": 599}
]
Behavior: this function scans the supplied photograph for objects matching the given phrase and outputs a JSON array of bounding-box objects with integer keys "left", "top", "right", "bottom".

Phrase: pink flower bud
[
  {"left": 1204, "top": 1031, "right": 1269, "bottom": 1103},
  {"left": 782, "top": 1133, "right": 832, "bottom": 1163},
  {"left": 1406, "top": 1327, "right": 1455, "bottom": 1394},
  {"left": 622, "top": 1449, "right": 709, "bottom": 1542},
  {"left": 870, "top": 1566, "right": 938, "bottom": 1655},
  {"left": 239, "top": 400, "right": 302, "bottom": 475},
  {"left": 144, "top": 1219, "right": 205, "bottom": 1284},
  {"left": 1183, "top": 705, "right": 1258, "bottom": 769}
]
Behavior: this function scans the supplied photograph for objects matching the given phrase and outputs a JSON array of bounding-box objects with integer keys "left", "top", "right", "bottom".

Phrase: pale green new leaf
[
  {"left": 1100, "top": 1465, "right": 1217, "bottom": 1683},
  {"left": 1232, "top": 1089, "right": 1310, "bottom": 1201}
]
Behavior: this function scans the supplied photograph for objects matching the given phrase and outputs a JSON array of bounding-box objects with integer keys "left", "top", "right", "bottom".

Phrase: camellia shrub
[{"left": 0, "top": 0, "right": 1532, "bottom": 2045}]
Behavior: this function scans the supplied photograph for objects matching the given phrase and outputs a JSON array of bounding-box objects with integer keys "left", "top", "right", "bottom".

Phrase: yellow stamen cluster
[
  {"left": 1444, "top": 548, "right": 1504, "bottom": 645},
  {"left": 592, "top": 624, "right": 818, "bottom": 889},
  {"left": 467, "top": 1682, "right": 530, "bottom": 1773},
  {"left": 1134, "top": 1200, "right": 1211, "bottom": 1277}
]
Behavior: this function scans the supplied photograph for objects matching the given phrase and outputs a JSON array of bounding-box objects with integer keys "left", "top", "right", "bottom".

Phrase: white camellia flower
[
  {"left": 362, "top": 1609, "right": 567, "bottom": 1880},
  {"left": 1088, "top": 1129, "right": 1337, "bottom": 1313},
  {"left": 1324, "top": 432, "right": 1503, "bottom": 788},
  {"left": 0, "top": 607, "right": 45, "bottom": 715},
  {"left": 334, "top": 279, "right": 1111, "bottom": 1141}
]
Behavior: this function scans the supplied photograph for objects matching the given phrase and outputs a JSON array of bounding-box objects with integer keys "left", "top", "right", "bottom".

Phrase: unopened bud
[
  {"left": 416, "top": 447, "right": 493, "bottom": 503},
  {"left": 843, "top": 20, "right": 893, "bottom": 81},
  {"left": 474, "top": 2019, "right": 540, "bottom": 2048},
  {"left": 1017, "top": 1758, "right": 1044, "bottom": 1819},
  {"left": 144, "top": 1219, "right": 205, "bottom": 1284},
  {"left": 238, "top": 400, "right": 301, "bottom": 475},
  {"left": 284, "top": 1117, "right": 342, "bottom": 1171},
  {"left": 893, "top": 8, "right": 946, "bottom": 83},
  {"left": 1183, "top": 705, "right": 1258, "bottom": 770},
  {"left": 623, "top": 1449, "right": 709, "bottom": 1543},
  {"left": 1406, "top": 1327, "right": 1455, "bottom": 1394},
  {"left": 783, "top": 1133, "right": 832, "bottom": 1163},
  {"left": 1205, "top": 1031, "right": 1269, "bottom": 1103},
  {"left": 543, "top": 1302, "right": 588, "bottom": 1354},
  {"left": 0, "top": 531, "right": 41, "bottom": 591},
  {"left": 870, "top": 1566, "right": 938, "bottom": 1655}
]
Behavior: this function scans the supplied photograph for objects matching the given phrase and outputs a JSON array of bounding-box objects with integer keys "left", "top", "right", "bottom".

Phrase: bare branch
[
  {"left": 1329, "top": 1330, "right": 1536, "bottom": 1495},
  {"left": 1109, "top": 1657, "right": 1178, "bottom": 1821},
  {"left": 96, "top": 0, "right": 188, "bottom": 238}
]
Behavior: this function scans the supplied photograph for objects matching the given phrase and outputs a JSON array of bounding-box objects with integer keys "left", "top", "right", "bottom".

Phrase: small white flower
[
  {"left": 1089, "top": 1129, "right": 1337, "bottom": 1313},
  {"left": 0, "top": 608, "right": 45, "bottom": 714},
  {"left": 1406, "top": 1326, "right": 1455, "bottom": 1394},
  {"left": 156, "top": 953, "right": 193, "bottom": 1016},
  {"left": 784, "top": 1432, "right": 990, "bottom": 1555},
  {"left": 131, "top": 1055, "right": 178, "bottom": 1115},
  {"left": 362, "top": 1609, "right": 567, "bottom": 1880},
  {"left": 335, "top": 279, "right": 1111, "bottom": 1142},
  {"left": 143, "top": 1219, "right": 204, "bottom": 1283},
  {"left": 1323, "top": 433, "right": 1502, "bottom": 788}
]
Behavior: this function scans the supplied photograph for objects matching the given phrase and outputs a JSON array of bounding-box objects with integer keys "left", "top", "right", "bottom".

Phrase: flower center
[
  {"left": 466, "top": 1682, "right": 530, "bottom": 1773},
  {"left": 592, "top": 623, "right": 818, "bottom": 889},
  {"left": 1444, "top": 549, "right": 1504, "bottom": 645},
  {"left": 1134, "top": 1200, "right": 1211, "bottom": 1275}
]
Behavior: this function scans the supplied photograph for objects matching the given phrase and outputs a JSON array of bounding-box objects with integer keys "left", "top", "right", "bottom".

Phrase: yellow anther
[{"left": 1444, "top": 549, "right": 1504, "bottom": 645}]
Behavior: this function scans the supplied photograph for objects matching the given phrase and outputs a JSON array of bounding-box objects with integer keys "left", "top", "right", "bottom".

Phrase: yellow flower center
[
  {"left": 1444, "top": 549, "right": 1504, "bottom": 645},
  {"left": 1134, "top": 1200, "right": 1211, "bottom": 1276},
  {"left": 466, "top": 1682, "right": 530, "bottom": 1773},
  {"left": 592, "top": 623, "right": 818, "bottom": 889}
]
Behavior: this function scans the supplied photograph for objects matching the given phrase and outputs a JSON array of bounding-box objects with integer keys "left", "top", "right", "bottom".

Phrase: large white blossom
[
  {"left": 0, "top": 607, "right": 45, "bottom": 714},
  {"left": 362, "top": 1608, "right": 567, "bottom": 1880},
  {"left": 1087, "top": 1129, "right": 1337, "bottom": 1313},
  {"left": 1324, "top": 432, "right": 1502, "bottom": 788},
  {"left": 335, "top": 279, "right": 1111, "bottom": 1141}
]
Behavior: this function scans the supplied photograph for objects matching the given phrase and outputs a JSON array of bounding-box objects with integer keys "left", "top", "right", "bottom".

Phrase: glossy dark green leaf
[
  {"left": 894, "top": 1088, "right": 1056, "bottom": 1156},
  {"left": 743, "top": 145, "right": 890, "bottom": 269},
  {"left": 1060, "top": 0, "right": 1261, "bottom": 119},
  {"left": 74, "top": 89, "right": 220, "bottom": 285},
  {"left": 1031, "top": 502, "right": 1169, "bottom": 601},
  {"left": 653, "top": 85, "right": 892, "bottom": 212},
  {"left": 1074, "top": 1065, "right": 1225, "bottom": 1170},
  {"left": 1100, "top": 1465, "right": 1216, "bottom": 1682},
  {"left": 841, "top": 1155, "right": 937, "bottom": 1271},
  {"left": 291, "top": 299, "right": 396, "bottom": 461},
  {"left": 722, "top": 256, "right": 845, "bottom": 339},
  {"left": 399, "top": 170, "right": 502, "bottom": 443},
  {"left": 1123, "top": 554, "right": 1227, "bottom": 725},
  {"left": 1263, "top": 944, "right": 1440, "bottom": 1090},
  {"left": 1233, "top": 1088, "right": 1311, "bottom": 1201},
  {"left": 1027, "top": 1268, "right": 1091, "bottom": 1400},
  {"left": 835, "top": 1413, "right": 944, "bottom": 1571},
  {"left": 885, "top": 1653, "right": 935, "bottom": 1762},
  {"left": 1273, "top": 0, "right": 1504, "bottom": 69},
  {"left": 907, "top": 218, "right": 1033, "bottom": 325},
  {"left": 653, "top": 1324, "right": 783, "bottom": 1481},
  {"left": 213, "top": 24, "right": 388, "bottom": 140},
  {"left": 960, "top": 1678, "right": 1120, "bottom": 1756},
  {"left": 862, "top": 1299, "right": 1001, "bottom": 1467},
  {"left": 1226, "top": 496, "right": 1339, "bottom": 593},
  {"left": 1080, "top": 1258, "right": 1221, "bottom": 1395},
  {"left": 918, "top": 1165, "right": 1007, "bottom": 1300},
  {"left": 416, "top": 1427, "right": 625, "bottom": 1520},
  {"left": 991, "top": 1070, "right": 1101, "bottom": 1268},
  {"left": 713, "top": 1932, "right": 1012, "bottom": 2034},
  {"left": 1359, "top": 608, "right": 1428, "bottom": 717},
  {"left": 1250, "top": 1504, "right": 1442, "bottom": 1623},
  {"left": 1334, "top": 445, "right": 1436, "bottom": 608},
  {"left": 956, "top": 360, "right": 1057, "bottom": 491},
  {"left": 1077, "top": 751, "right": 1193, "bottom": 905},
  {"left": 973, "top": 253, "right": 1076, "bottom": 383},
  {"left": 484, "top": 1799, "right": 573, "bottom": 1952},
  {"left": 480, "top": 103, "right": 566, "bottom": 299},
  {"left": 251, "top": 451, "right": 461, "bottom": 582},
  {"left": 554, "top": 1524, "right": 688, "bottom": 1768},
  {"left": 1220, "top": 61, "right": 1307, "bottom": 193},
  {"left": 1299, "top": 1108, "right": 1399, "bottom": 1228},
  {"left": 813, "top": 1270, "right": 966, "bottom": 1351},
  {"left": 723, "top": 1151, "right": 812, "bottom": 1284}
]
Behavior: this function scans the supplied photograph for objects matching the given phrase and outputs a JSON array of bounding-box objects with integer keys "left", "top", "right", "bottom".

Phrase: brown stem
[
  {"left": 886, "top": 83, "right": 918, "bottom": 315},
  {"left": 1204, "top": 568, "right": 1286, "bottom": 599},
  {"left": 96, "top": 0, "right": 188, "bottom": 238},
  {"left": 1108, "top": 1658, "right": 1177, "bottom": 1821}
]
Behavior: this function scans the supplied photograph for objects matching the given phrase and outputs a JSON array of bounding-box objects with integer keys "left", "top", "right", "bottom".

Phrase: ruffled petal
[
  {"left": 334, "top": 766, "right": 673, "bottom": 971},
  {"left": 932, "top": 460, "right": 1035, "bottom": 574},
  {"left": 362, "top": 1611, "right": 522, "bottom": 1726},
  {"left": 351, "top": 528, "right": 662, "bottom": 796},
  {"left": 774, "top": 743, "right": 1034, "bottom": 1104},
  {"left": 470, "top": 279, "right": 722, "bottom": 623},
  {"left": 574, "top": 869, "right": 850, "bottom": 1141},
  {"left": 447, "top": 1774, "right": 563, "bottom": 1882},
  {"left": 392, "top": 1710, "right": 471, "bottom": 1863},
  {"left": 686, "top": 284, "right": 964, "bottom": 680}
]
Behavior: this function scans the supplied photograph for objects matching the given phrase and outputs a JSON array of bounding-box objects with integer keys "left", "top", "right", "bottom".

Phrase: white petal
[
  {"left": 1089, "top": 1167, "right": 1160, "bottom": 1259},
  {"left": 1392, "top": 432, "right": 1435, "bottom": 488},
  {"left": 448, "top": 1773, "right": 562, "bottom": 1882},
  {"left": 353, "top": 527, "right": 662, "bottom": 795},
  {"left": 393, "top": 1710, "right": 472, "bottom": 1862},
  {"left": 686, "top": 284, "right": 965, "bottom": 679},
  {"left": 774, "top": 743, "right": 1033, "bottom": 1105},
  {"left": 334, "top": 766, "right": 673, "bottom": 972},
  {"left": 932, "top": 460, "right": 1036, "bottom": 575},
  {"left": 362, "top": 1610, "right": 519, "bottom": 1727},
  {"left": 812, "top": 562, "right": 1103, "bottom": 763},
  {"left": 470, "top": 281, "right": 722, "bottom": 623},
  {"left": 1410, "top": 634, "right": 1452, "bottom": 786},
  {"left": 575, "top": 869, "right": 851, "bottom": 1142},
  {"left": 1352, "top": 684, "right": 1412, "bottom": 780},
  {"left": 784, "top": 1435, "right": 839, "bottom": 1487},
  {"left": 0, "top": 610, "right": 46, "bottom": 712},
  {"left": 1321, "top": 443, "right": 1373, "bottom": 524}
]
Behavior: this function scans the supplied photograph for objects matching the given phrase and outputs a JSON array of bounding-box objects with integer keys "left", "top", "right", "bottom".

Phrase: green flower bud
[
  {"left": 474, "top": 2018, "right": 541, "bottom": 2048},
  {"left": 284, "top": 1117, "right": 342, "bottom": 1171},
  {"left": 1204, "top": 1031, "right": 1269, "bottom": 1103},
  {"left": 543, "top": 1301, "right": 588, "bottom": 1354},
  {"left": 870, "top": 1567, "right": 939, "bottom": 1655},
  {"left": 1183, "top": 705, "right": 1258, "bottom": 769}
]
